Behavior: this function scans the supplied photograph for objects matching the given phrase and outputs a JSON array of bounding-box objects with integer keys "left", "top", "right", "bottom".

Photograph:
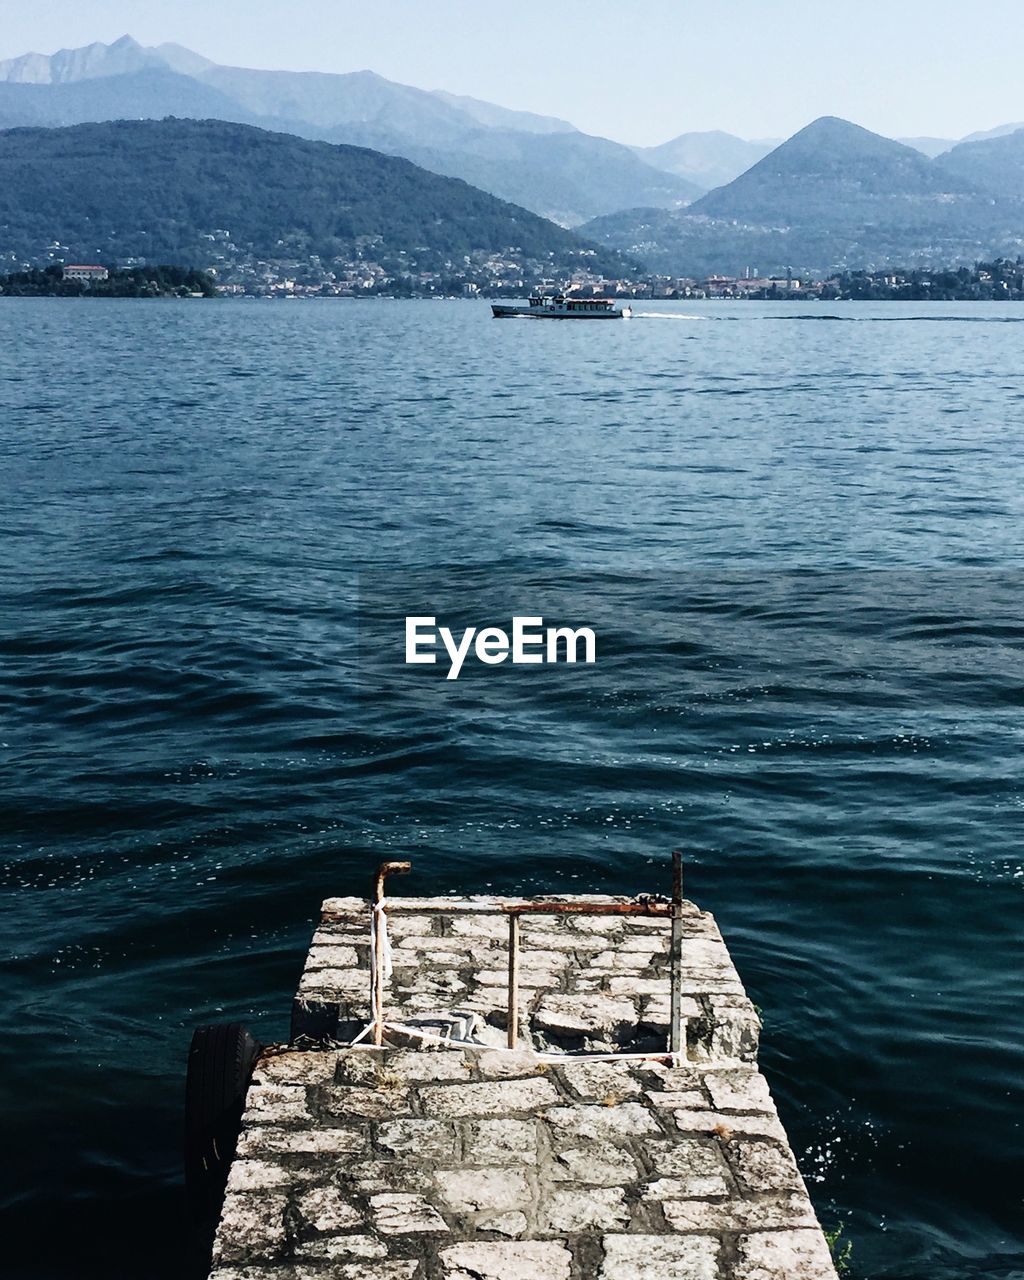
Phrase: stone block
[
  {"left": 551, "top": 1143, "right": 639, "bottom": 1186},
  {"left": 449, "top": 916, "right": 507, "bottom": 939},
  {"left": 607, "top": 977, "right": 669, "bottom": 997},
  {"left": 461, "top": 1118, "right": 538, "bottom": 1165},
  {"left": 236, "top": 1126, "right": 366, "bottom": 1157},
  {"left": 211, "top": 1192, "right": 288, "bottom": 1264},
  {"left": 573, "top": 917, "right": 625, "bottom": 935},
  {"left": 347, "top": 1164, "right": 435, "bottom": 1196},
  {"left": 252, "top": 1052, "right": 336, "bottom": 1086},
  {"left": 298, "top": 967, "right": 366, "bottom": 996},
  {"left": 545, "top": 1103, "right": 661, "bottom": 1139},
  {"left": 224, "top": 1160, "right": 295, "bottom": 1192},
  {"left": 729, "top": 1140, "right": 805, "bottom": 1193},
  {"left": 639, "top": 995, "right": 701, "bottom": 1025},
  {"left": 637, "top": 1065, "right": 703, "bottom": 1091},
  {"left": 707, "top": 996, "right": 761, "bottom": 1062},
  {"left": 541, "top": 1186, "right": 629, "bottom": 1231},
  {"left": 672, "top": 1108, "right": 786, "bottom": 1143},
  {"left": 370, "top": 1192, "right": 450, "bottom": 1234},
  {"left": 321, "top": 1085, "right": 412, "bottom": 1120},
  {"left": 599, "top": 1233, "right": 719, "bottom": 1279},
  {"left": 243, "top": 1084, "right": 310, "bottom": 1124},
  {"left": 296, "top": 1185, "right": 364, "bottom": 1231},
  {"left": 440, "top": 1241, "right": 572, "bottom": 1280},
  {"left": 393, "top": 971, "right": 468, "bottom": 997},
  {"left": 419, "top": 1076, "right": 559, "bottom": 1117},
  {"left": 436, "top": 1168, "right": 531, "bottom": 1214},
  {"left": 704, "top": 1070, "right": 773, "bottom": 1113},
  {"left": 559, "top": 1060, "right": 642, "bottom": 1102},
  {"left": 533, "top": 994, "right": 637, "bottom": 1038},
  {"left": 662, "top": 1193, "right": 818, "bottom": 1233},
  {"left": 644, "top": 1089, "right": 707, "bottom": 1109},
  {"left": 646, "top": 1138, "right": 731, "bottom": 1196},
  {"left": 327, "top": 1266, "right": 421, "bottom": 1280},
  {"left": 396, "top": 935, "right": 479, "bottom": 951},
  {"left": 734, "top": 1228, "right": 838, "bottom": 1279},
  {"left": 307, "top": 944, "right": 359, "bottom": 969},
  {"left": 485, "top": 1211, "right": 529, "bottom": 1237},
  {"left": 469, "top": 1049, "right": 547, "bottom": 1078},
  {"left": 301, "top": 1233, "right": 389, "bottom": 1261},
  {"left": 319, "top": 899, "right": 367, "bottom": 923},
  {"left": 378, "top": 1118, "right": 459, "bottom": 1161}
]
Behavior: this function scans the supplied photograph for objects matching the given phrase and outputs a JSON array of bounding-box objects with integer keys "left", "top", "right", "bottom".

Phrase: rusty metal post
[
  {"left": 506, "top": 913, "right": 520, "bottom": 1049},
  {"left": 371, "top": 860, "right": 411, "bottom": 1046},
  {"left": 669, "top": 850, "right": 684, "bottom": 1058}
]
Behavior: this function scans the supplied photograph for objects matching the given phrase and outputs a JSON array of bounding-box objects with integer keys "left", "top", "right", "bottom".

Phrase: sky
[{"left": 1, "top": 0, "right": 1023, "bottom": 146}]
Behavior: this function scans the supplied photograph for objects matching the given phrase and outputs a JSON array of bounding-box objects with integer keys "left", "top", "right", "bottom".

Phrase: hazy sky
[{"left": 2, "top": 1, "right": 1023, "bottom": 145}]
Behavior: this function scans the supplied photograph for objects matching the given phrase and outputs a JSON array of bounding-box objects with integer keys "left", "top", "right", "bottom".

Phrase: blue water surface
[{"left": 1, "top": 298, "right": 1023, "bottom": 1279}]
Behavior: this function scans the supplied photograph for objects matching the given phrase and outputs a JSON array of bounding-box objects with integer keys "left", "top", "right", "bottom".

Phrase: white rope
[{"left": 368, "top": 899, "right": 393, "bottom": 1026}]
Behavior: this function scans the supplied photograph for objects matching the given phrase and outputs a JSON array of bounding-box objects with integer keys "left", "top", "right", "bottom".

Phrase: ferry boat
[{"left": 492, "top": 293, "right": 631, "bottom": 319}]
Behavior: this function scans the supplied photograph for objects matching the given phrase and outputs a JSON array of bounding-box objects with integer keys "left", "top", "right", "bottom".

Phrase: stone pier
[{"left": 208, "top": 895, "right": 839, "bottom": 1279}]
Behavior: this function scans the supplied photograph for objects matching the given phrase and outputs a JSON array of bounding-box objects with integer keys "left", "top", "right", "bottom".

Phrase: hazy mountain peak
[
  {"left": 430, "top": 89, "right": 576, "bottom": 136},
  {"left": 898, "top": 135, "right": 956, "bottom": 158},
  {"left": 636, "top": 129, "right": 776, "bottom": 189},
  {"left": 0, "top": 34, "right": 718, "bottom": 224},
  {"left": 786, "top": 115, "right": 898, "bottom": 148},
  {"left": 935, "top": 125, "right": 1024, "bottom": 198},
  {"left": 151, "top": 42, "right": 215, "bottom": 76},
  {"left": 687, "top": 113, "right": 983, "bottom": 233},
  {"left": 961, "top": 121, "right": 1024, "bottom": 144},
  {"left": 0, "top": 34, "right": 160, "bottom": 84}
]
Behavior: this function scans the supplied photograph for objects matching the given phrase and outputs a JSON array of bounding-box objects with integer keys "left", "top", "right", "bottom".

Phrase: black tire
[{"left": 185, "top": 1022, "right": 262, "bottom": 1225}]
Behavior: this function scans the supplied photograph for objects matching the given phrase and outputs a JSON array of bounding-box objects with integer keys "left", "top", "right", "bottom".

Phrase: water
[{"left": 1, "top": 298, "right": 1023, "bottom": 1279}]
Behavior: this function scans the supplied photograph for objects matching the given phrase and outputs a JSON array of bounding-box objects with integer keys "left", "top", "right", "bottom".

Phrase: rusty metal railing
[{"left": 367, "top": 851, "right": 685, "bottom": 1059}]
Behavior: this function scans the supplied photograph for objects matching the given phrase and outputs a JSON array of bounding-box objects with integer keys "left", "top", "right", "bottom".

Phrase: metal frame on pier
[{"left": 368, "top": 851, "right": 686, "bottom": 1059}]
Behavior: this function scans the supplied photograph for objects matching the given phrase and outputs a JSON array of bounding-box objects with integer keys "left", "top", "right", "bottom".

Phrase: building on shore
[{"left": 62, "top": 264, "right": 109, "bottom": 283}]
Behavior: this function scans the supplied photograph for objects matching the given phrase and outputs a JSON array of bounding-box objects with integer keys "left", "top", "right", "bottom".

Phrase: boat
[{"left": 492, "top": 293, "right": 631, "bottom": 319}]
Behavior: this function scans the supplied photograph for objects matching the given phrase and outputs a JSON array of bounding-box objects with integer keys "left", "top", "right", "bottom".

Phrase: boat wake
[{"left": 636, "top": 311, "right": 708, "bottom": 320}]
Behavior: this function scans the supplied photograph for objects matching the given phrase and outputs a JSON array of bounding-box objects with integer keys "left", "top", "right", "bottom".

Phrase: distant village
[{"left": 4, "top": 235, "right": 1024, "bottom": 302}]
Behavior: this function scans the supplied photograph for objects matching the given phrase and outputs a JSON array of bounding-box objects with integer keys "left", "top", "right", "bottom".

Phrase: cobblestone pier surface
[{"left": 209, "top": 896, "right": 838, "bottom": 1279}]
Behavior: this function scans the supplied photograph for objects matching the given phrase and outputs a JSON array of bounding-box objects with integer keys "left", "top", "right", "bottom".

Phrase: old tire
[{"left": 185, "top": 1022, "right": 262, "bottom": 1224}]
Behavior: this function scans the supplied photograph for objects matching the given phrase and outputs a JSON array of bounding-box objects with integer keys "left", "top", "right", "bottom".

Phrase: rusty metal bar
[
  {"left": 499, "top": 900, "right": 671, "bottom": 916},
  {"left": 371, "top": 860, "right": 411, "bottom": 1046},
  {"left": 507, "top": 913, "right": 520, "bottom": 1049},
  {"left": 326, "top": 899, "right": 677, "bottom": 921},
  {"left": 669, "top": 850, "right": 684, "bottom": 1057}
]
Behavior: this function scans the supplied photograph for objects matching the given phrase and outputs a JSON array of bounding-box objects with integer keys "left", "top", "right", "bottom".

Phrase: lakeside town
[{"left": 3, "top": 248, "right": 1024, "bottom": 302}]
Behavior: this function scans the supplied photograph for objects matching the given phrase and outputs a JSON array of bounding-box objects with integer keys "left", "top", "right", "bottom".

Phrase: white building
[{"left": 62, "top": 264, "right": 109, "bottom": 283}]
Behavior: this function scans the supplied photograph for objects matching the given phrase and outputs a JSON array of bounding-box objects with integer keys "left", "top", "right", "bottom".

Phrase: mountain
[
  {"left": 0, "top": 33, "right": 177, "bottom": 83},
  {"left": 935, "top": 128, "right": 1024, "bottom": 198},
  {"left": 693, "top": 117, "right": 979, "bottom": 219},
  {"left": 898, "top": 135, "right": 956, "bottom": 158},
  {"left": 0, "top": 68, "right": 258, "bottom": 129},
  {"left": 0, "top": 117, "right": 627, "bottom": 275},
  {"left": 634, "top": 131, "right": 777, "bottom": 190},
  {"left": 581, "top": 117, "right": 1024, "bottom": 276},
  {"left": 0, "top": 36, "right": 700, "bottom": 226},
  {"left": 960, "top": 122, "right": 1024, "bottom": 144},
  {"left": 393, "top": 130, "right": 702, "bottom": 228},
  {"left": 429, "top": 90, "right": 575, "bottom": 135}
]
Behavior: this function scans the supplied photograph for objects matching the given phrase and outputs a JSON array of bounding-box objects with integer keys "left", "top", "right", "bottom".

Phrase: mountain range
[
  {"left": 0, "top": 35, "right": 701, "bottom": 226},
  {"left": 582, "top": 117, "right": 1024, "bottom": 276},
  {"left": 2, "top": 36, "right": 1024, "bottom": 277},
  {"left": 0, "top": 117, "right": 628, "bottom": 277}
]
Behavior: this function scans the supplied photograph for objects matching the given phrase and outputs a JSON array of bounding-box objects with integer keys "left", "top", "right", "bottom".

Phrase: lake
[{"left": 1, "top": 298, "right": 1023, "bottom": 1278}]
